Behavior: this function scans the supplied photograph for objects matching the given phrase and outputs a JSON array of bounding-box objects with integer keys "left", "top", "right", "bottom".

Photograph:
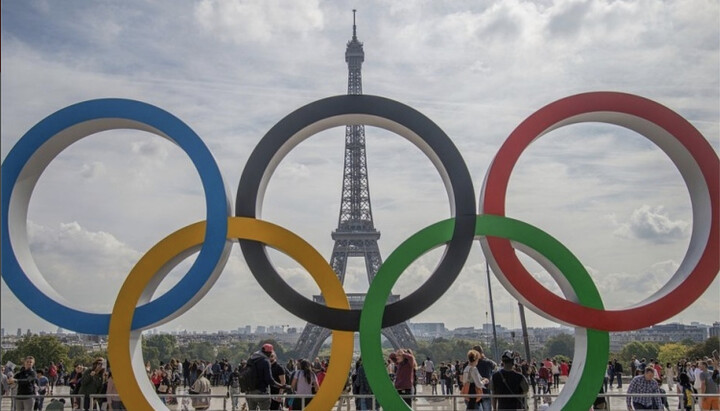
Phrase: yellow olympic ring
[{"left": 108, "top": 217, "right": 354, "bottom": 410}]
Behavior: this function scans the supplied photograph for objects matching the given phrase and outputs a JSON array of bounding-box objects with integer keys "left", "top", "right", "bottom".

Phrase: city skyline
[{"left": 1, "top": 1, "right": 719, "bottom": 335}]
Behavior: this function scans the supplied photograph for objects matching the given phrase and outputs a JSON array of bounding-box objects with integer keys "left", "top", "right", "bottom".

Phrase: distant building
[
  {"left": 409, "top": 323, "right": 447, "bottom": 338},
  {"left": 17, "top": 328, "right": 22, "bottom": 337},
  {"left": 256, "top": 326, "right": 266, "bottom": 334},
  {"left": 609, "top": 323, "right": 707, "bottom": 352},
  {"left": 709, "top": 322, "right": 720, "bottom": 339}
]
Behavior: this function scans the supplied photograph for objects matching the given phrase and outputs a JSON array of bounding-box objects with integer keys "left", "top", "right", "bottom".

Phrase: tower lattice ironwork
[{"left": 293, "top": 11, "right": 418, "bottom": 360}]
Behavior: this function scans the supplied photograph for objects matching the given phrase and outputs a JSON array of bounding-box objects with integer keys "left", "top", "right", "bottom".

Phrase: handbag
[{"left": 158, "top": 383, "right": 169, "bottom": 393}]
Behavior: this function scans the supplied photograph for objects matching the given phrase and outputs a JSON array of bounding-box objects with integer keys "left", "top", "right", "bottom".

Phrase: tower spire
[{"left": 352, "top": 9, "right": 357, "bottom": 39}]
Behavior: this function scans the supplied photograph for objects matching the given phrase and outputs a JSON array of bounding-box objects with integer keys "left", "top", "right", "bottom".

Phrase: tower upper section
[{"left": 345, "top": 9, "right": 364, "bottom": 95}]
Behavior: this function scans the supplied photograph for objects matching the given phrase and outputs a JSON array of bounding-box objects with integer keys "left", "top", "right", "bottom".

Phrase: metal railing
[{"left": 2, "top": 391, "right": 716, "bottom": 410}]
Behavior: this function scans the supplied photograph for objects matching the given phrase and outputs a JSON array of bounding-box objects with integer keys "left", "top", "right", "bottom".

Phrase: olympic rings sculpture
[{"left": 2, "top": 92, "right": 718, "bottom": 411}]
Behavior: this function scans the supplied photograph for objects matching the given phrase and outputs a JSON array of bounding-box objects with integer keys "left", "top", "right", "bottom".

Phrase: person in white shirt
[
  {"left": 424, "top": 357, "right": 435, "bottom": 385},
  {"left": 462, "top": 350, "right": 485, "bottom": 410},
  {"left": 692, "top": 362, "right": 703, "bottom": 391}
]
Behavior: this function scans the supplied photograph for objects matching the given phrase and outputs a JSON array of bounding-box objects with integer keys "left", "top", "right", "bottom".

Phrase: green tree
[
  {"left": 4, "top": 335, "right": 69, "bottom": 370},
  {"left": 67, "top": 345, "right": 86, "bottom": 366},
  {"left": 143, "top": 334, "right": 179, "bottom": 366},
  {"left": 685, "top": 337, "right": 719, "bottom": 360},
  {"left": 619, "top": 341, "right": 660, "bottom": 363},
  {"left": 1, "top": 348, "right": 21, "bottom": 367},
  {"left": 544, "top": 334, "right": 575, "bottom": 358},
  {"left": 657, "top": 343, "right": 688, "bottom": 367},
  {"left": 179, "top": 342, "right": 216, "bottom": 361},
  {"left": 414, "top": 338, "right": 482, "bottom": 363}
]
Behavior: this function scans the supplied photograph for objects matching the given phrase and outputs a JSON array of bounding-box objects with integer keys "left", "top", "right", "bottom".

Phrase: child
[
  {"left": 35, "top": 369, "right": 49, "bottom": 410},
  {"left": 430, "top": 372, "right": 438, "bottom": 395}
]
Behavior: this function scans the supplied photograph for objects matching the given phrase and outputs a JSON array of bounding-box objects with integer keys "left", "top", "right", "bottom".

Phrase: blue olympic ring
[{"left": 1, "top": 99, "right": 232, "bottom": 334}]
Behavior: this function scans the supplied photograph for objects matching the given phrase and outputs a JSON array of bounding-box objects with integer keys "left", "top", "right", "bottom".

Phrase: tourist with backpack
[{"left": 243, "top": 344, "right": 288, "bottom": 410}]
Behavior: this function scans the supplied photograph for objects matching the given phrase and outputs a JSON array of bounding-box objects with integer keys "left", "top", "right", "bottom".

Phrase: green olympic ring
[{"left": 360, "top": 214, "right": 609, "bottom": 411}]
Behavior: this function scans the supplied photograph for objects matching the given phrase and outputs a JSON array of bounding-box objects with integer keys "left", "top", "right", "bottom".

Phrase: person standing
[
  {"left": 247, "top": 344, "right": 285, "bottom": 411},
  {"left": 471, "top": 345, "right": 495, "bottom": 411},
  {"left": 551, "top": 359, "right": 561, "bottom": 390},
  {"left": 34, "top": 369, "right": 49, "bottom": 410},
  {"left": 489, "top": 351, "right": 529, "bottom": 411},
  {"left": 393, "top": 349, "right": 416, "bottom": 407},
  {"left": 57, "top": 361, "right": 65, "bottom": 387},
  {"left": 664, "top": 363, "right": 675, "bottom": 391},
  {"left": 676, "top": 372, "right": 696, "bottom": 411},
  {"left": 182, "top": 358, "right": 191, "bottom": 388},
  {"left": 537, "top": 362, "right": 552, "bottom": 397},
  {"left": 443, "top": 362, "right": 455, "bottom": 396},
  {"left": 560, "top": 360, "right": 570, "bottom": 379},
  {"left": 10, "top": 356, "right": 37, "bottom": 411},
  {"left": 227, "top": 366, "right": 242, "bottom": 411},
  {"left": 693, "top": 362, "right": 704, "bottom": 393},
  {"left": 78, "top": 359, "right": 105, "bottom": 411},
  {"left": 352, "top": 357, "right": 375, "bottom": 411},
  {"left": 189, "top": 370, "right": 211, "bottom": 411},
  {"left": 47, "top": 362, "right": 58, "bottom": 395},
  {"left": 291, "top": 359, "right": 319, "bottom": 410},
  {"left": 614, "top": 359, "right": 624, "bottom": 389},
  {"left": 269, "top": 353, "right": 287, "bottom": 410},
  {"left": 461, "top": 349, "right": 485, "bottom": 410},
  {"left": 528, "top": 362, "right": 538, "bottom": 396},
  {"left": 439, "top": 362, "right": 448, "bottom": 395},
  {"left": 626, "top": 368, "right": 662, "bottom": 410},
  {"left": 698, "top": 361, "right": 719, "bottom": 411},
  {"left": 424, "top": 357, "right": 435, "bottom": 385}
]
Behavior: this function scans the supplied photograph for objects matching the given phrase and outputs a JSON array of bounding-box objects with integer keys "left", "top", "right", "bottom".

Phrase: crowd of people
[
  {"left": 2, "top": 356, "right": 115, "bottom": 410},
  {"left": 2, "top": 346, "right": 718, "bottom": 410},
  {"left": 622, "top": 356, "right": 720, "bottom": 411}
]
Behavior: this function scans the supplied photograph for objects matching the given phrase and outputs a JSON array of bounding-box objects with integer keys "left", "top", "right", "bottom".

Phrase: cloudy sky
[{"left": 1, "top": 0, "right": 718, "bottom": 337}]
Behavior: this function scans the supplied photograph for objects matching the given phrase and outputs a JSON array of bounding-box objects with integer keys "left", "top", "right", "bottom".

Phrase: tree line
[{"left": 2, "top": 333, "right": 717, "bottom": 371}]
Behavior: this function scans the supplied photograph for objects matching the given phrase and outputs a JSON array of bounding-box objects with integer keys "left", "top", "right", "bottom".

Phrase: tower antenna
[{"left": 352, "top": 9, "right": 357, "bottom": 39}]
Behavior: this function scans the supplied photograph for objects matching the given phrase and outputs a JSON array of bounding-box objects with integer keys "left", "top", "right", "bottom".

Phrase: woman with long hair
[{"left": 291, "top": 359, "right": 319, "bottom": 409}]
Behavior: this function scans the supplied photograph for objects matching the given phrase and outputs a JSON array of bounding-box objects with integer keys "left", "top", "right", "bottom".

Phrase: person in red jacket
[
  {"left": 538, "top": 362, "right": 552, "bottom": 396},
  {"left": 392, "top": 349, "right": 416, "bottom": 407},
  {"left": 560, "top": 360, "right": 569, "bottom": 377}
]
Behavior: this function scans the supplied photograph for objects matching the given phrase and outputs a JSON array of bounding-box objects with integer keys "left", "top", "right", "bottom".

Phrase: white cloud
[
  {"left": 194, "top": 0, "right": 324, "bottom": 43},
  {"left": 80, "top": 161, "right": 106, "bottom": 180},
  {"left": 612, "top": 205, "right": 690, "bottom": 243},
  {"left": 26, "top": 221, "right": 141, "bottom": 313}
]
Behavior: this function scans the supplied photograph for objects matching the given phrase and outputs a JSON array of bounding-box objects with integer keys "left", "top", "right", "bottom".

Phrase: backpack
[{"left": 237, "top": 360, "right": 258, "bottom": 393}]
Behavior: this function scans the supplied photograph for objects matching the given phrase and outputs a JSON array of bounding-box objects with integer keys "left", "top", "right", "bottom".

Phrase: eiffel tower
[{"left": 293, "top": 11, "right": 418, "bottom": 360}]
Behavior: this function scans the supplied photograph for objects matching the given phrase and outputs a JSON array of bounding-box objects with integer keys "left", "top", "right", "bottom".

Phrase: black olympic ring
[{"left": 236, "top": 94, "right": 477, "bottom": 331}]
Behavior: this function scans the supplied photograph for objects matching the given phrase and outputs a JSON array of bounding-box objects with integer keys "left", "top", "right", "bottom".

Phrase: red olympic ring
[{"left": 481, "top": 91, "right": 719, "bottom": 331}]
